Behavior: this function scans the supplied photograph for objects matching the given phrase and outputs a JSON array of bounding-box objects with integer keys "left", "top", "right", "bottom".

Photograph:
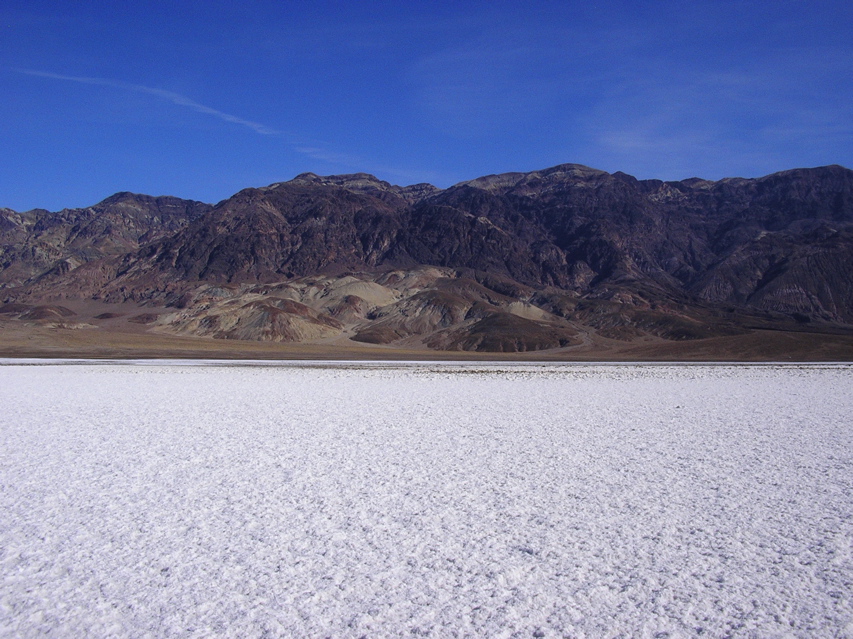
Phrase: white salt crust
[{"left": 0, "top": 361, "right": 851, "bottom": 638}]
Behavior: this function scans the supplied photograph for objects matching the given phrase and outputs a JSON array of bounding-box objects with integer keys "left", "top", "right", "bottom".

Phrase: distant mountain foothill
[{"left": 2, "top": 163, "right": 852, "bottom": 358}]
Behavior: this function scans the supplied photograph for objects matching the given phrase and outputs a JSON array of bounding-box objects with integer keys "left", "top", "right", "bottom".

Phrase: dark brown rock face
[
  {"left": 0, "top": 193, "right": 211, "bottom": 288},
  {"left": 391, "top": 164, "right": 853, "bottom": 323},
  {"left": 2, "top": 163, "right": 852, "bottom": 350},
  {"left": 148, "top": 182, "right": 407, "bottom": 283}
]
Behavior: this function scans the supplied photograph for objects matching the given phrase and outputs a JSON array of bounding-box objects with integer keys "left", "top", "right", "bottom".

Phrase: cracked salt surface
[{"left": 1, "top": 361, "right": 851, "bottom": 638}]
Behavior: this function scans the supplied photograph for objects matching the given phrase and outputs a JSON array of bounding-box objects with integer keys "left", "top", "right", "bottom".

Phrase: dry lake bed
[{"left": 1, "top": 360, "right": 851, "bottom": 637}]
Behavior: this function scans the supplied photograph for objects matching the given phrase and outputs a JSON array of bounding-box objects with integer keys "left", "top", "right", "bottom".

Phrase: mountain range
[{"left": 2, "top": 163, "right": 852, "bottom": 358}]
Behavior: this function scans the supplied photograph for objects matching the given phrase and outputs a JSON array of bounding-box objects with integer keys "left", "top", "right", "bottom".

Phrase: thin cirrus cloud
[
  {"left": 581, "top": 47, "right": 853, "bottom": 180},
  {"left": 14, "top": 68, "right": 438, "bottom": 185},
  {"left": 14, "top": 68, "right": 281, "bottom": 136}
]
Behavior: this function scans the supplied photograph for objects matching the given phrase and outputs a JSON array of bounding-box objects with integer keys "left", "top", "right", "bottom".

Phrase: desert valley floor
[{"left": 1, "top": 360, "right": 851, "bottom": 637}]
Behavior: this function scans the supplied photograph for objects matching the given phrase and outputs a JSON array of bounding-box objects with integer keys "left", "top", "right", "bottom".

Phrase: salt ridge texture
[{"left": 1, "top": 361, "right": 851, "bottom": 638}]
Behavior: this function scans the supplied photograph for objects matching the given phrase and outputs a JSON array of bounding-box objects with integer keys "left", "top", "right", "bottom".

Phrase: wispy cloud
[
  {"left": 14, "top": 68, "right": 280, "bottom": 135},
  {"left": 15, "top": 68, "right": 449, "bottom": 186},
  {"left": 569, "top": 41, "right": 853, "bottom": 181}
]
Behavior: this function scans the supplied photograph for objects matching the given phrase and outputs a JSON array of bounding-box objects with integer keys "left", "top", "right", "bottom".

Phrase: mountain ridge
[{"left": 2, "top": 163, "right": 852, "bottom": 355}]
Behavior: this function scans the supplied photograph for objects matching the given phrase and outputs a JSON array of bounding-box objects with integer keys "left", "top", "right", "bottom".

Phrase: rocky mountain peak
[
  {"left": 2, "top": 162, "right": 852, "bottom": 354},
  {"left": 269, "top": 172, "right": 441, "bottom": 205},
  {"left": 288, "top": 172, "right": 394, "bottom": 191},
  {"left": 454, "top": 163, "right": 613, "bottom": 196}
]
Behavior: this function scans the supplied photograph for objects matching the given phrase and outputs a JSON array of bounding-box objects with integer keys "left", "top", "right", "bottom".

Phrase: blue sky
[{"left": 2, "top": 0, "right": 851, "bottom": 211}]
